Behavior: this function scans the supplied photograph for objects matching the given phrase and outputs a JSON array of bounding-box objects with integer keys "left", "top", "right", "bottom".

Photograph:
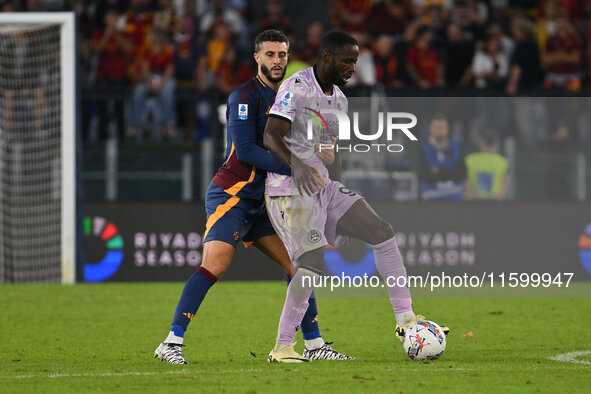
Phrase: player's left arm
[
  {"left": 228, "top": 90, "right": 291, "bottom": 175},
  {"left": 231, "top": 122, "right": 292, "bottom": 176}
]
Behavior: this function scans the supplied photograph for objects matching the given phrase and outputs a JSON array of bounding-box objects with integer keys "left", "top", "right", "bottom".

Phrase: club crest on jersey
[
  {"left": 279, "top": 92, "right": 291, "bottom": 107},
  {"left": 238, "top": 104, "right": 248, "bottom": 120},
  {"left": 308, "top": 230, "right": 322, "bottom": 243}
]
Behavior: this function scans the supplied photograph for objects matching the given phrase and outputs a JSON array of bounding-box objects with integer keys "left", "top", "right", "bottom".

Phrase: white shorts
[{"left": 265, "top": 180, "right": 363, "bottom": 262}]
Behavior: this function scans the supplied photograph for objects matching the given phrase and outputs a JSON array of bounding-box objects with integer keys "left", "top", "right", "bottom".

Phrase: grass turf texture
[{"left": 1, "top": 282, "right": 590, "bottom": 393}]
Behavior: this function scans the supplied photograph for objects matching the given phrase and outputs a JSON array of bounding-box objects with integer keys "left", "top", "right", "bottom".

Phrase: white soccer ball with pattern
[{"left": 403, "top": 321, "right": 446, "bottom": 361}]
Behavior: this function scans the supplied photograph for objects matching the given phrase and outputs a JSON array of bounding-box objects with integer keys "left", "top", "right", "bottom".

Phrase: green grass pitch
[{"left": 1, "top": 282, "right": 590, "bottom": 393}]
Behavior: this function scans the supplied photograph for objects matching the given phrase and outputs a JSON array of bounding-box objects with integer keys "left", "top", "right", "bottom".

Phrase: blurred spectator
[
  {"left": 119, "top": 0, "right": 153, "bottom": 51},
  {"left": 538, "top": 0, "right": 581, "bottom": 21},
  {"left": 120, "top": 0, "right": 154, "bottom": 82},
  {"left": 486, "top": 23, "right": 515, "bottom": 59},
  {"left": 406, "top": 27, "right": 445, "bottom": 89},
  {"left": 215, "top": 45, "right": 253, "bottom": 95},
  {"left": 89, "top": 9, "right": 132, "bottom": 140},
  {"left": 93, "top": 0, "right": 128, "bottom": 28},
  {"left": 367, "top": 0, "right": 407, "bottom": 38},
  {"left": 200, "top": 0, "right": 245, "bottom": 34},
  {"left": 299, "top": 20, "right": 323, "bottom": 64},
  {"left": 465, "top": 131, "right": 509, "bottom": 200},
  {"left": 153, "top": 0, "right": 177, "bottom": 35},
  {"left": 393, "top": 19, "right": 422, "bottom": 85},
  {"left": 347, "top": 31, "right": 376, "bottom": 87},
  {"left": 472, "top": 36, "right": 509, "bottom": 89},
  {"left": 506, "top": 17, "right": 543, "bottom": 95},
  {"left": 258, "top": 0, "right": 293, "bottom": 37},
  {"left": 489, "top": 0, "right": 510, "bottom": 24},
  {"left": 411, "top": 0, "right": 452, "bottom": 20},
  {"left": 421, "top": 5, "right": 447, "bottom": 45},
  {"left": 199, "top": 0, "right": 249, "bottom": 51},
  {"left": 173, "top": 0, "right": 199, "bottom": 45},
  {"left": 418, "top": 115, "right": 467, "bottom": 201},
  {"left": 332, "top": 0, "right": 372, "bottom": 32},
  {"left": 283, "top": 45, "right": 310, "bottom": 80},
  {"left": 536, "top": 0, "right": 562, "bottom": 51},
  {"left": 174, "top": 37, "right": 202, "bottom": 140},
  {"left": 205, "top": 22, "right": 232, "bottom": 75},
  {"left": 444, "top": 23, "right": 474, "bottom": 87},
  {"left": 451, "top": 0, "right": 488, "bottom": 41},
  {"left": 129, "top": 29, "right": 177, "bottom": 140},
  {"left": 373, "top": 34, "right": 401, "bottom": 88},
  {"left": 173, "top": 2, "right": 203, "bottom": 141},
  {"left": 542, "top": 12, "right": 582, "bottom": 90},
  {"left": 92, "top": 9, "right": 133, "bottom": 85}
]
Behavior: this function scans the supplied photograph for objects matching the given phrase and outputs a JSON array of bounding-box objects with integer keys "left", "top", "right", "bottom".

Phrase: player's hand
[
  {"left": 292, "top": 158, "right": 325, "bottom": 196},
  {"left": 314, "top": 137, "right": 337, "bottom": 165}
]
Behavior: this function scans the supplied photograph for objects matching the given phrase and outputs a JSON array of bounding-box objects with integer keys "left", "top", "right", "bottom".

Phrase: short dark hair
[
  {"left": 431, "top": 112, "right": 447, "bottom": 122},
  {"left": 254, "top": 29, "right": 289, "bottom": 53},
  {"left": 480, "top": 131, "right": 496, "bottom": 147},
  {"left": 319, "top": 30, "right": 358, "bottom": 56}
]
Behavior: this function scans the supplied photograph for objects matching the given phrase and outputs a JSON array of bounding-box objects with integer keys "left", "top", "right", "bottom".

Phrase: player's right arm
[
  {"left": 263, "top": 77, "right": 326, "bottom": 196},
  {"left": 264, "top": 116, "right": 325, "bottom": 196}
]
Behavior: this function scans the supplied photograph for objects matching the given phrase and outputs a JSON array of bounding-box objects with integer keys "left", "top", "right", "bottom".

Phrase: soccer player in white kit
[{"left": 263, "top": 31, "right": 449, "bottom": 362}]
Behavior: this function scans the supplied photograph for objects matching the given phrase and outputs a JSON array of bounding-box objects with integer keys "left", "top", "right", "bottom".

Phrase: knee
[
  {"left": 278, "top": 257, "right": 294, "bottom": 276},
  {"left": 372, "top": 219, "right": 394, "bottom": 244},
  {"left": 200, "top": 256, "right": 231, "bottom": 279}
]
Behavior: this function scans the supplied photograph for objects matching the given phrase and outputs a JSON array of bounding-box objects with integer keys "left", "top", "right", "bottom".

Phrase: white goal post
[{"left": 0, "top": 13, "right": 76, "bottom": 284}]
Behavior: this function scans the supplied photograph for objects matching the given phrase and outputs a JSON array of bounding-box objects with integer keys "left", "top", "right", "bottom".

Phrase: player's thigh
[
  {"left": 253, "top": 234, "right": 294, "bottom": 274},
  {"left": 265, "top": 194, "right": 329, "bottom": 266},
  {"left": 297, "top": 247, "right": 325, "bottom": 272},
  {"left": 204, "top": 183, "right": 248, "bottom": 246},
  {"left": 336, "top": 199, "right": 393, "bottom": 245},
  {"left": 201, "top": 240, "right": 236, "bottom": 278}
]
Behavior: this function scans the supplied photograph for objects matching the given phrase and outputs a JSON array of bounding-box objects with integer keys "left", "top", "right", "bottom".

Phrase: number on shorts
[{"left": 339, "top": 187, "right": 357, "bottom": 197}]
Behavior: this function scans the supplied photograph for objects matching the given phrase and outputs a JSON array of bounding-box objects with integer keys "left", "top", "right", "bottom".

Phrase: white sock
[
  {"left": 395, "top": 310, "right": 416, "bottom": 326},
  {"left": 304, "top": 337, "right": 325, "bottom": 350},
  {"left": 165, "top": 331, "right": 184, "bottom": 345}
]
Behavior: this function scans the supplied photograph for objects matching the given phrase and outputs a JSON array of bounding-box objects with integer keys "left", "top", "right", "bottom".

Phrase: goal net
[{"left": 0, "top": 13, "right": 76, "bottom": 283}]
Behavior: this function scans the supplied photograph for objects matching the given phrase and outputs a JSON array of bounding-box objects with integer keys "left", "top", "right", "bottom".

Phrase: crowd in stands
[{"left": 1, "top": 0, "right": 590, "bottom": 143}]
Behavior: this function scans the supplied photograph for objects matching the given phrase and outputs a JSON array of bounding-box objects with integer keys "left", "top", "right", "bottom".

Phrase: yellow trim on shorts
[
  {"left": 203, "top": 195, "right": 241, "bottom": 241},
  {"left": 224, "top": 166, "right": 256, "bottom": 196}
]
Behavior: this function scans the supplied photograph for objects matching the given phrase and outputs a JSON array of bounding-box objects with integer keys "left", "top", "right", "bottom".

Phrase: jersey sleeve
[
  {"left": 268, "top": 77, "right": 299, "bottom": 122},
  {"left": 227, "top": 89, "right": 291, "bottom": 176}
]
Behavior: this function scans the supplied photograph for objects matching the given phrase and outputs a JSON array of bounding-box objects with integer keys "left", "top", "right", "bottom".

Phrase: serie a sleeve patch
[{"left": 238, "top": 104, "right": 248, "bottom": 120}]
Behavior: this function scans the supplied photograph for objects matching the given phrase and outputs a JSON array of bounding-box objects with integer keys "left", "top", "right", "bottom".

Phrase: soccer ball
[{"left": 403, "top": 321, "right": 446, "bottom": 361}]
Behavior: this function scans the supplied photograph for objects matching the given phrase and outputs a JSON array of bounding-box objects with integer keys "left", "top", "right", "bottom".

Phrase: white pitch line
[
  {"left": 548, "top": 351, "right": 591, "bottom": 366},
  {"left": 386, "top": 365, "right": 590, "bottom": 372},
  {"left": 0, "top": 368, "right": 263, "bottom": 380}
]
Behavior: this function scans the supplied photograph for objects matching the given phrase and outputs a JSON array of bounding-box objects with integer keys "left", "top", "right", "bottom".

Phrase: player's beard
[
  {"left": 261, "top": 64, "right": 286, "bottom": 83},
  {"left": 328, "top": 59, "right": 347, "bottom": 87}
]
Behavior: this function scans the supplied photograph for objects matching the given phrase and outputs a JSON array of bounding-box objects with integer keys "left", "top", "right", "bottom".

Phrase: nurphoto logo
[{"left": 305, "top": 109, "right": 418, "bottom": 153}]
